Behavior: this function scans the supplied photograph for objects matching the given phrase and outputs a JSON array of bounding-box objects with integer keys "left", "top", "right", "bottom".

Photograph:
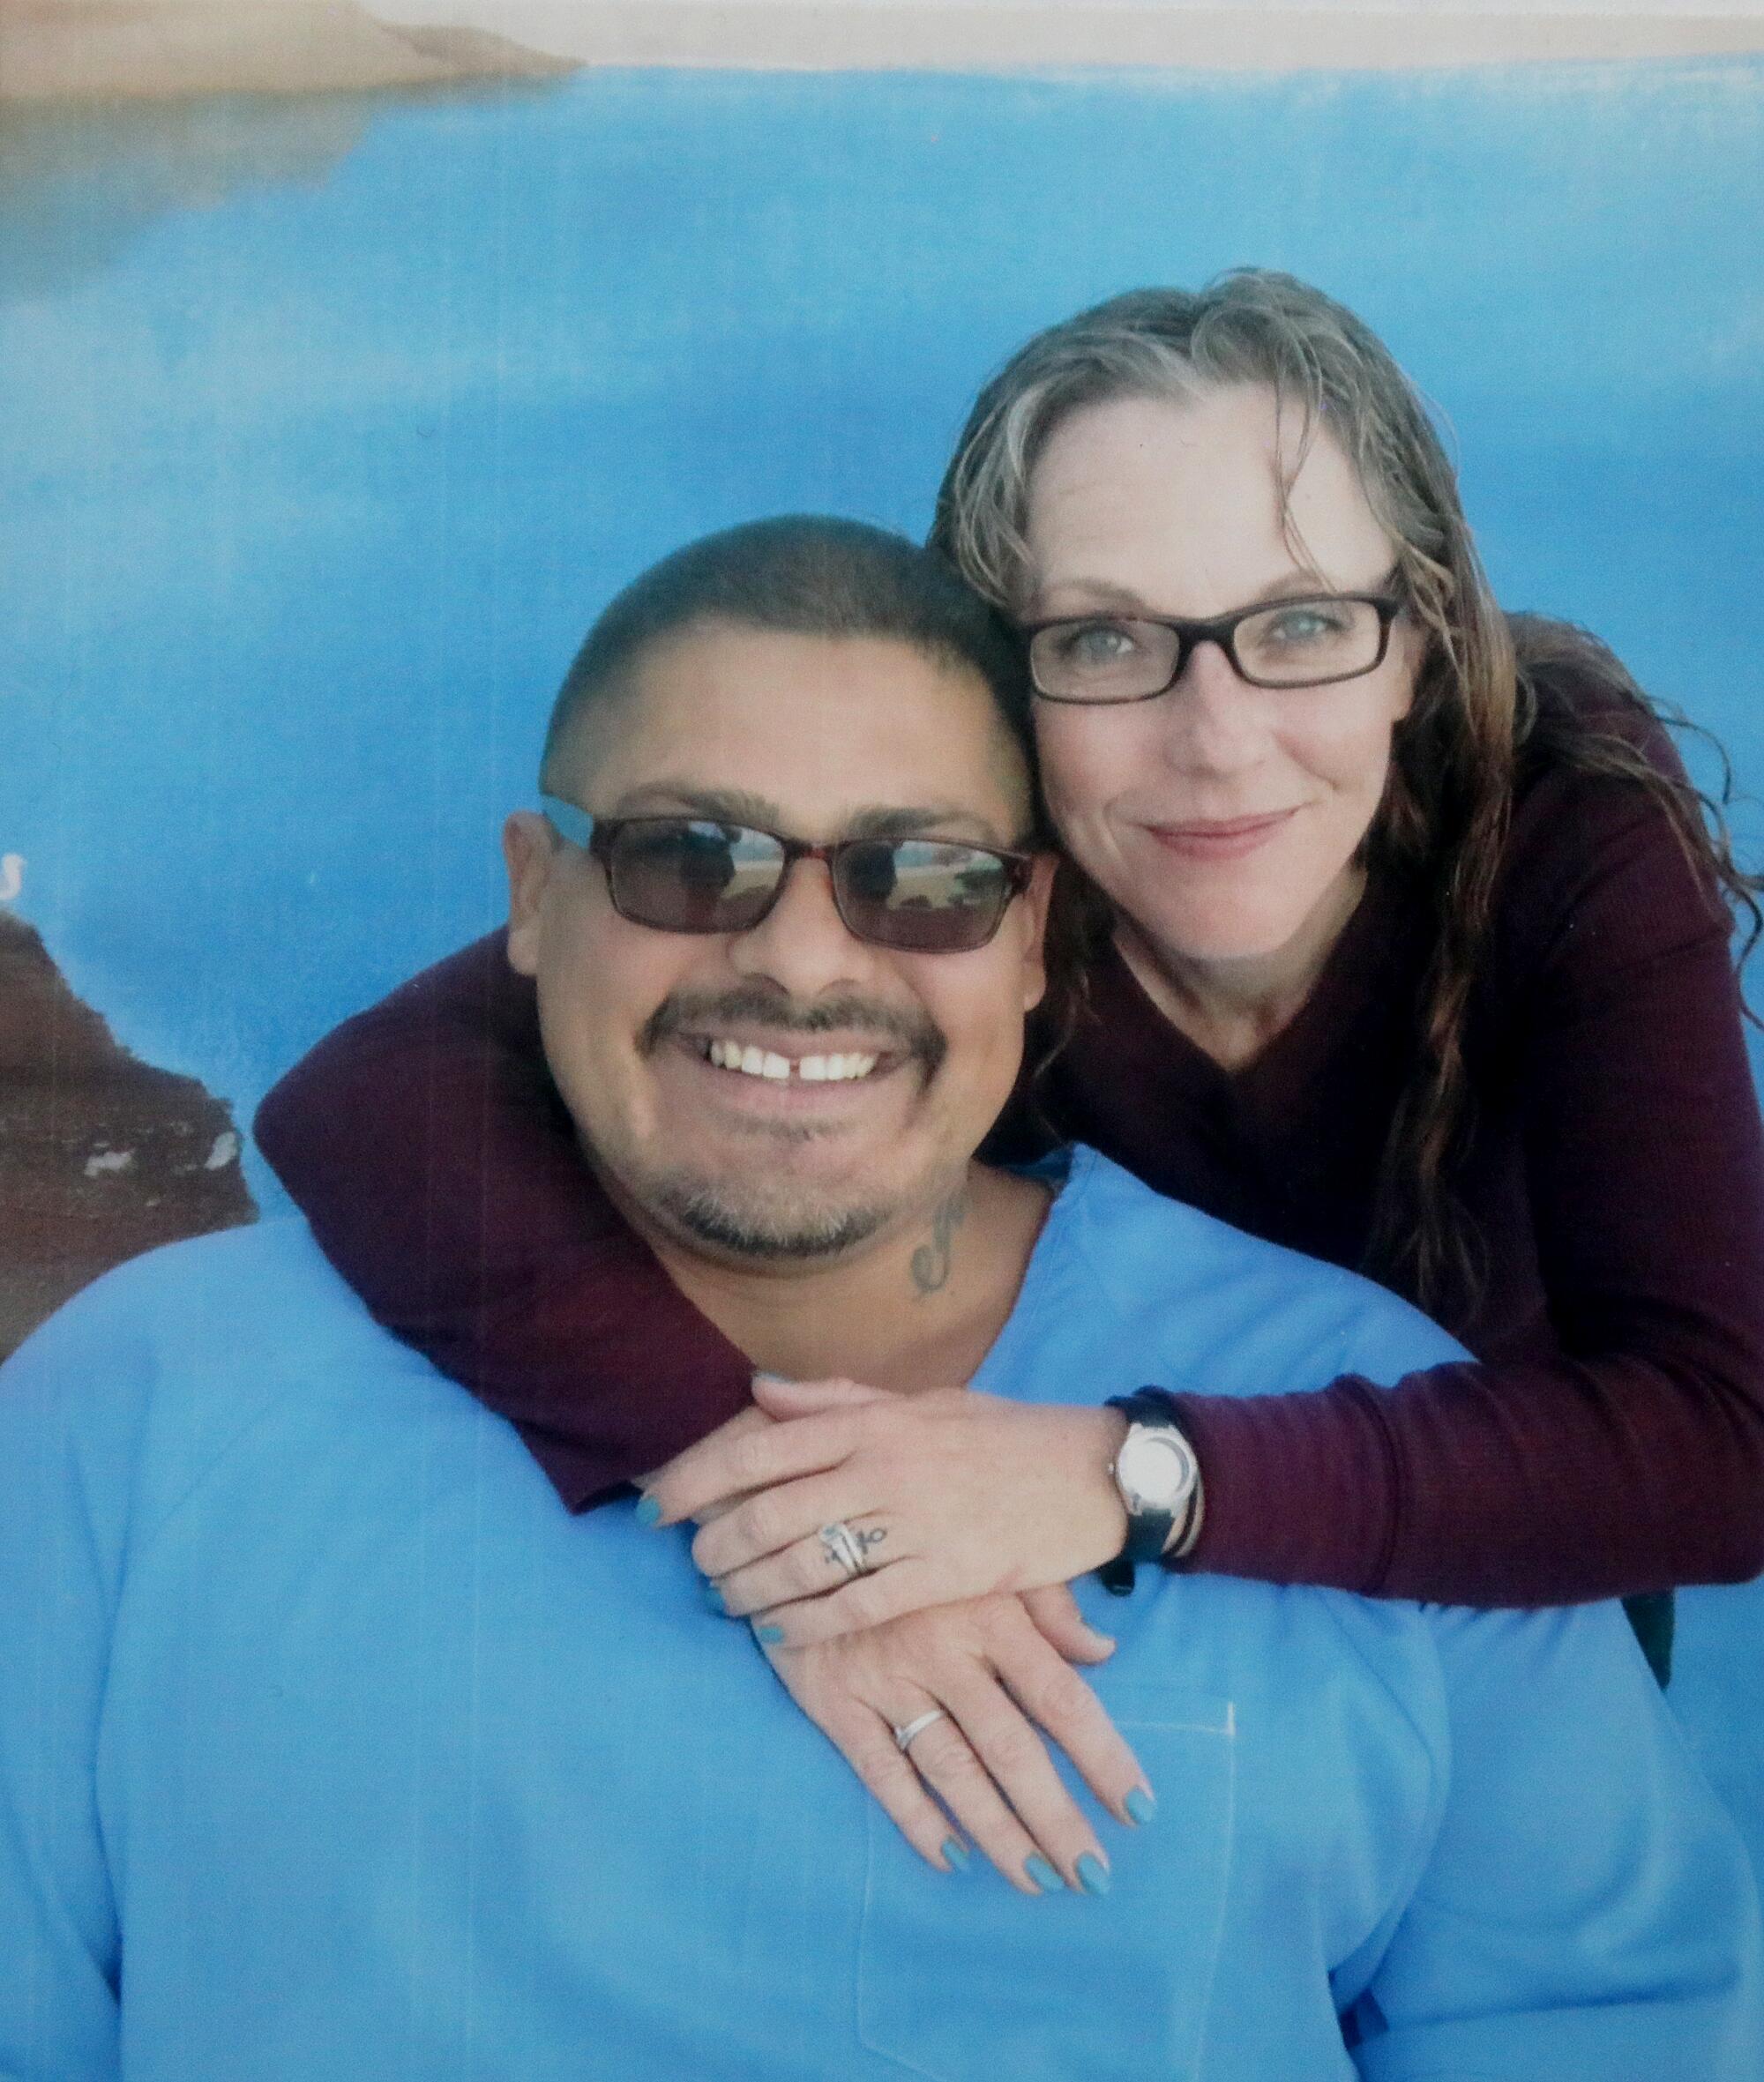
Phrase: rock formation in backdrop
[
  {"left": 0, "top": 911, "right": 255, "bottom": 1362},
  {"left": 0, "top": 0, "right": 577, "bottom": 106}
]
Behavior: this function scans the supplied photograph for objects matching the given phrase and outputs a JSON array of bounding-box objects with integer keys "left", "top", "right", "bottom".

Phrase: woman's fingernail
[
  {"left": 1076, "top": 1853, "right": 1111, "bottom": 1896},
  {"left": 634, "top": 1495, "right": 662, "bottom": 1527},
  {"left": 1024, "top": 1854, "right": 1064, "bottom": 1893},
  {"left": 942, "top": 1837, "right": 971, "bottom": 1873},
  {"left": 1125, "top": 1786, "right": 1156, "bottom": 1826},
  {"left": 702, "top": 1582, "right": 727, "bottom": 1615},
  {"left": 753, "top": 1623, "right": 785, "bottom": 1645},
  {"left": 751, "top": 1369, "right": 789, "bottom": 1384}
]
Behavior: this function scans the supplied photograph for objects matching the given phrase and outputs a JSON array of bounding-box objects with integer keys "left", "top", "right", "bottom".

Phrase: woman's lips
[{"left": 1141, "top": 809, "right": 1297, "bottom": 862}]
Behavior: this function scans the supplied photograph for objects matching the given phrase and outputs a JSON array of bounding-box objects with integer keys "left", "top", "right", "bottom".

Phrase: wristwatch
[{"left": 1099, "top": 1388, "right": 1201, "bottom": 1595}]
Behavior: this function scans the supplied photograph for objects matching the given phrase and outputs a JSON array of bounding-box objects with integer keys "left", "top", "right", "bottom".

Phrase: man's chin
[{"left": 648, "top": 1174, "right": 894, "bottom": 1264}]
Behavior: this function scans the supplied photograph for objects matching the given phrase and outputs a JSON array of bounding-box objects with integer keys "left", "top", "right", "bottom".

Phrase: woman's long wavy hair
[{"left": 931, "top": 269, "right": 1759, "bottom": 1316}]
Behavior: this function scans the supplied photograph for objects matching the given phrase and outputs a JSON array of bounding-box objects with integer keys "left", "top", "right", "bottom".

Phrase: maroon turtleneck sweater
[{"left": 256, "top": 672, "right": 1764, "bottom": 1607}]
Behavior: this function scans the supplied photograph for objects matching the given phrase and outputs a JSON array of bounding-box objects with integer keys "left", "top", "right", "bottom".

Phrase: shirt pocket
[{"left": 855, "top": 1691, "right": 1237, "bottom": 2080}]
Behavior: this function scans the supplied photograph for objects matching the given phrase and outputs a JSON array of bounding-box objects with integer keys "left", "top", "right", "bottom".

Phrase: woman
[{"left": 257, "top": 270, "right": 1764, "bottom": 1889}]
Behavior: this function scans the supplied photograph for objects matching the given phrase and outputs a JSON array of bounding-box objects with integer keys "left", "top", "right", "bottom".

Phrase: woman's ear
[{"left": 502, "top": 811, "right": 558, "bottom": 977}]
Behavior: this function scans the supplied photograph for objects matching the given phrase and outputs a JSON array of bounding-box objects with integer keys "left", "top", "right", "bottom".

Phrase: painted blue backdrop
[{"left": 4, "top": 54, "right": 1762, "bottom": 1871}]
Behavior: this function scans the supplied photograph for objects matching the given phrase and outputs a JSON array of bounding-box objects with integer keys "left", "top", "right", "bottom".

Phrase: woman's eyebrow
[{"left": 1026, "top": 576, "right": 1153, "bottom": 616}]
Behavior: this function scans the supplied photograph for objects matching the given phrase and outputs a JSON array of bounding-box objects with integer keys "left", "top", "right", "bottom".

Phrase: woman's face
[{"left": 1021, "top": 384, "right": 1421, "bottom": 973}]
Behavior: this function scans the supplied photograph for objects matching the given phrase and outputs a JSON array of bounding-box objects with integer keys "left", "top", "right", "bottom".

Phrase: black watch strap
[{"left": 1100, "top": 1389, "right": 1193, "bottom": 1596}]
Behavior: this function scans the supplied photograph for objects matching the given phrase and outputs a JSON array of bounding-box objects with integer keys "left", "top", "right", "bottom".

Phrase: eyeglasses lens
[
  {"left": 1030, "top": 621, "right": 1177, "bottom": 702},
  {"left": 836, "top": 840, "right": 1012, "bottom": 953},
  {"left": 609, "top": 822, "right": 781, "bottom": 932},
  {"left": 1233, "top": 599, "right": 1382, "bottom": 685}
]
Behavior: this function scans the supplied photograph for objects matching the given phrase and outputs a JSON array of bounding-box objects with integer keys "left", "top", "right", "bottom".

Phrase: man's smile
[
  {"left": 649, "top": 1026, "right": 914, "bottom": 1118},
  {"left": 704, "top": 1037, "right": 881, "bottom": 1083},
  {"left": 641, "top": 982, "right": 945, "bottom": 1116}
]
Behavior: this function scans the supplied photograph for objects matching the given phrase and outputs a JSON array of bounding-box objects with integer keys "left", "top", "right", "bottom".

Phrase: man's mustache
[{"left": 643, "top": 987, "right": 947, "bottom": 1073}]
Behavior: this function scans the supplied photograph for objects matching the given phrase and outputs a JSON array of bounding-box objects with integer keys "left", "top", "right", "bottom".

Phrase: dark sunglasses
[{"left": 542, "top": 798, "right": 1036, "bottom": 954}]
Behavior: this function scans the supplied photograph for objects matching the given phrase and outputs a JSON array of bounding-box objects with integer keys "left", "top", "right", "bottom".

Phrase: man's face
[{"left": 505, "top": 620, "right": 1053, "bottom": 1268}]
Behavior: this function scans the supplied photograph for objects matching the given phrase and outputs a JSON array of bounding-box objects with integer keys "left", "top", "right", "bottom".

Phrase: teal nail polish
[
  {"left": 1025, "top": 1854, "right": 1064, "bottom": 1892},
  {"left": 1125, "top": 1786, "right": 1156, "bottom": 1826},
  {"left": 702, "top": 1582, "right": 726, "bottom": 1615},
  {"left": 942, "top": 1838, "right": 971, "bottom": 1873},
  {"left": 754, "top": 1623, "right": 785, "bottom": 1645},
  {"left": 634, "top": 1495, "right": 662, "bottom": 1527},
  {"left": 1077, "top": 1854, "right": 1111, "bottom": 1897}
]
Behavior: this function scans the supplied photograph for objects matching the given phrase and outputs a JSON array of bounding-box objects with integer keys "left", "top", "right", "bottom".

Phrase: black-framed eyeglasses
[
  {"left": 542, "top": 799, "right": 1036, "bottom": 954},
  {"left": 1024, "top": 587, "right": 1406, "bottom": 705}
]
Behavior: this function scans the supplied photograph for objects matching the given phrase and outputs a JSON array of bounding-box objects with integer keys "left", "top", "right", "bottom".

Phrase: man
[{"left": 2, "top": 518, "right": 1759, "bottom": 2080}]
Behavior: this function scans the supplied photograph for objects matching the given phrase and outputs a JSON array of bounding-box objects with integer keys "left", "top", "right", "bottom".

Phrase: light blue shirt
[{"left": 2, "top": 1147, "right": 1759, "bottom": 2079}]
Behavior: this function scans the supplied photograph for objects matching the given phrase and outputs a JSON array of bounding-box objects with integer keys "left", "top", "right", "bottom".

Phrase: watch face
[{"left": 1118, "top": 1429, "right": 1193, "bottom": 1513}]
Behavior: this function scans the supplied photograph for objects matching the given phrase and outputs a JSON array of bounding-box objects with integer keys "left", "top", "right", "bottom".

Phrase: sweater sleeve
[
  {"left": 252, "top": 934, "right": 752, "bottom": 1510},
  {"left": 1171, "top": 769, "right": 1764, "bottom": 1602}
]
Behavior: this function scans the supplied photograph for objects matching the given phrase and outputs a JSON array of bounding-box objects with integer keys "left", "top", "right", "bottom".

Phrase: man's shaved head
[{"left": 540, "top": 516, "right": 1039, "bottom": 825}]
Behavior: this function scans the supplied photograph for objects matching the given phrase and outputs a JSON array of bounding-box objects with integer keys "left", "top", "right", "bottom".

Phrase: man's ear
[
  {"left": 503, "top": 811, "right": 558, "bottom": 977},
  {"left": 1017, "top": 853, "right": 1059, "bottom": 1015}
]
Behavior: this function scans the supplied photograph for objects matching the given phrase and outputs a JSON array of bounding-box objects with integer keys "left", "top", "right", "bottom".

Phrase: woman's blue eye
[
  {"left": 1265, "top": 608, "right": 1346, "bottom": 645},
  {"left": 1061, "top": 622, "right": 1140, "bottom": 664},
  {"left": 1252, "top": 601, "right": 1362, "bottom": 651}
]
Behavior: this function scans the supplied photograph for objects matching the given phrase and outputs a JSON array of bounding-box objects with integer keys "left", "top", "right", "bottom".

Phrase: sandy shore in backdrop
[{"left": 441, "top": 4, "right": 1764, "bottom": 74}]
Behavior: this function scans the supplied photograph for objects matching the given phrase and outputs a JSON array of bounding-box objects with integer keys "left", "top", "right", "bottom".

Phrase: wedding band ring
[
  {"left": 893, "top": 1708, "right": 949, "bottom": 1754},
  {"left": 818, "top": 1520, "right": 870, "bottom": 1582}
]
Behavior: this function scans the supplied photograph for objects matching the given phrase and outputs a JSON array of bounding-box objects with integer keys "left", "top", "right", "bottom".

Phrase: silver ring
[
  {"left": 893, "top": 1708, "right": 949, "bottom": 1754},
  {"left": 818, "top": 1520, "right": 870, "bottom": 1581}
]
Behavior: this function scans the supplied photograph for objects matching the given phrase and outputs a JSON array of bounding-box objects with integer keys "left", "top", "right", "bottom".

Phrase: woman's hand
[
  {"left": 757, "top": 1583, "right": 1153, "bottom": 1893},
  {"left": 643, "top": 1375, "right": 1131, "bottom": 1647}
]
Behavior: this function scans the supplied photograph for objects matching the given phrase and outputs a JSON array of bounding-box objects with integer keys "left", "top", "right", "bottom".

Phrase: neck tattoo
[{"left": 910, "top": 1190, "right": 968, "bottom": 1298}]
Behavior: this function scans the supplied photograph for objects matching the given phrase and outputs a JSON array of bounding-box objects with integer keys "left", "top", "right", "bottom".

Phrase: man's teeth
[{"left": 706, "top": 1039, "right": 879, "bottom": 1082}]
